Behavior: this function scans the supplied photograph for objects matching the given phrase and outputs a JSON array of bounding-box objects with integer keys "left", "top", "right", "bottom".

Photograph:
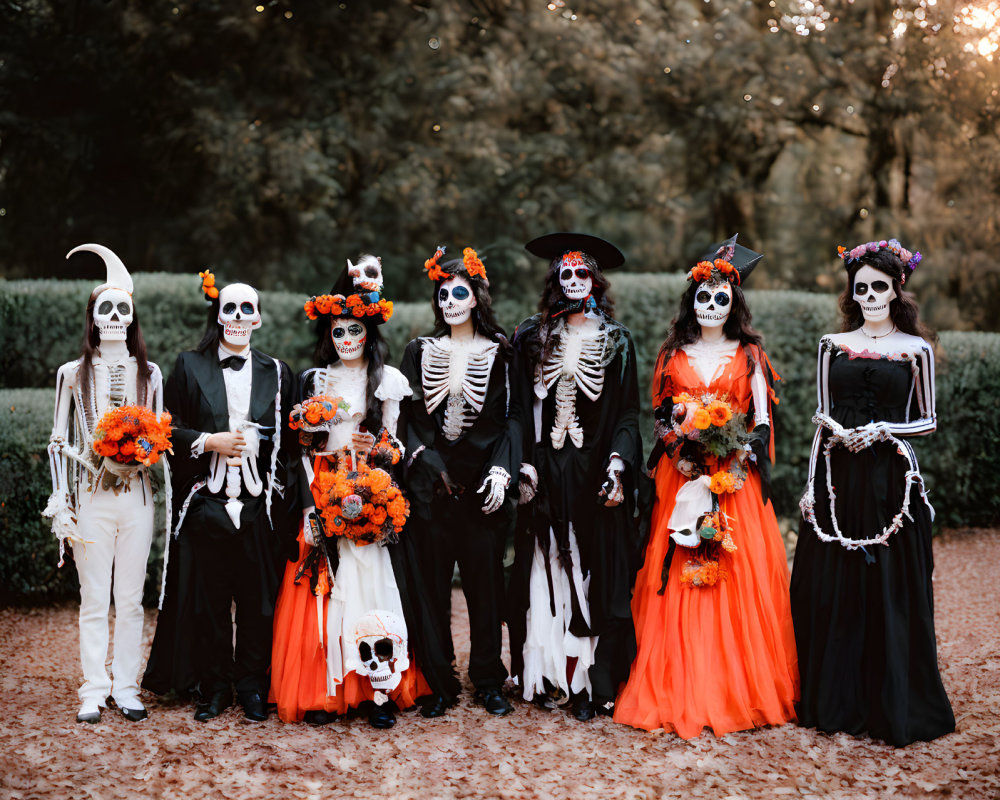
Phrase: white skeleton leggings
[{"left": 72, "top": 480, "right": 153, "bottom": 707}]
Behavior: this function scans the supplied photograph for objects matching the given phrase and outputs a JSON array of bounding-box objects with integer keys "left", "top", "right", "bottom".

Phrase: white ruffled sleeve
[{"left": 375, "top": 366, "right": 412, "bottom": 402}]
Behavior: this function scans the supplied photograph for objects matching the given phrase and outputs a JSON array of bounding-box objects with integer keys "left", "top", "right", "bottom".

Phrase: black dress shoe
[
  {"left": 571, "top": 691, "right": 595, "bottom": 722},
  {"left": 368, "top": 702, "right": 396, "bottom": 729},
  {"left": 474, "top": 688, "right": 513, "bottom": 717},
  {"left": 238, "top": 691, "right": 268, "bottom": 722},
  {"left": 303, "top": 709, "right": 336, "bottom": 725},
  {"left": 107, "top": 696, "right": 148, "bottom": 722},
  {"left": 76, "top": 709, "right": 101, "bottom": 724},
  {"left": 419, "top": 694, "right": 452, "bottom": 719},
  {"left": 194, "top": 691, "right": 231, "bottom": 722}
]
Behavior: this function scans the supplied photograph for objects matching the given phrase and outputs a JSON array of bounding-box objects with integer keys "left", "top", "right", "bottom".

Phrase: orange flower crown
[
  {"left": 423, "top": 245, "right": 489, "bottom": 284},
  {"left": 304, "top": 290, "right": 393, "bottom": 324},
  {"left": 686, "top": 258, "right": 740, "bottom": 286},
  {"left": 198, "top": 269, "right": 219, "bottom": 300}
]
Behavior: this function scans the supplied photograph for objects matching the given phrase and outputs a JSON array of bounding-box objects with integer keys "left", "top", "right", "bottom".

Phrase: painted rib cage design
[{"left": 420, "top": 337, "right": 500, "bottom": 441}]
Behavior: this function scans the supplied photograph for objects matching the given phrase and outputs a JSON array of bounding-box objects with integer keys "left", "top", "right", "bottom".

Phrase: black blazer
[{"left": 164, "top": 347, "right": 300, "bottom": 535}]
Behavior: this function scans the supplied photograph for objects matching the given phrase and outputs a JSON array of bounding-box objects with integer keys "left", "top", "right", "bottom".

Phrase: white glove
[
  {"left": 477, "top": 467, "right": 511, "bottom": 515},
  {"left": 518, "top": 463, "right": 538, "bottom": 505},
  {"left": 303, "top": 505, "right": 320, "bottom": 546},
  {"left": 599, "top": 455, "right": 625, "bottom": 507}
]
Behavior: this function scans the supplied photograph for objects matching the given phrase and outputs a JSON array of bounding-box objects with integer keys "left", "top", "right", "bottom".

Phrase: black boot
[
  {"left": 571, "top": 691, "right": 595, "bottom": 722},
  {"left": 368, "top": 701, "right": 396, "bottom": 729}
]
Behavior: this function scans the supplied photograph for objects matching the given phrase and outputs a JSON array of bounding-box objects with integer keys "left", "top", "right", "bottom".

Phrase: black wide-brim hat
[
  {"left": 525, "top": 232, "right": 626, "bottom": 271},
  {"left": 699, "top": 234, "right": 763, "bottom": 284}
]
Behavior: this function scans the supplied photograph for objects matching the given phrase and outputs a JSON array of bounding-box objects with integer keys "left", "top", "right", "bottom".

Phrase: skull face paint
[
  {"left": 353, "top": 610, "right": 410, "bottom": 695},
  {"left": 93, "top": 287, "right": 133, "bottom": 342},
  {"left": 693, "top": 281, "right": 732, "bottom": 329},
  {"left": 217, "top": 283, "right": 262, "bottom": 348},
  {"left": 438, "top": 274, "right": 477, "bottom": 326},
  {"left": 331, "top": 317, "right": 367, "bottom": 361},
  {"left": 558, "top": 251, "right": 593, "bottom": 301},
  {"left": 853, "top": 265, "right": 896, "bottom": 324},
  {"left": 347, "top": 254, "right": 384, "bottom": 291}
]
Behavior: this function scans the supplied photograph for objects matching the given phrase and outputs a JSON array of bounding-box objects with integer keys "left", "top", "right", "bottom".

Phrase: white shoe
[
  {"left": 110, "top": 694, "right": 148, "bottom": 722},
  {"left": 76, "top": 701, "right": 101, "bottom": 724}
]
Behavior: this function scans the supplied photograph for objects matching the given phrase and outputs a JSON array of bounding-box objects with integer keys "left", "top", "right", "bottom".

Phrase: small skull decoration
[
  {"left": 693, "top": 281, "right": 732, "bottom": 329},
  {"left": 558, "top": 251, "right": 593, "bottom": 301},
  {"left": 353, "top": 610, "right": 409, "bottom": 704},
  {"left": 217, "top": 283, "right": 262, "bottom": 347},
  {"left": 347, "top": 255, "right": 384, "bottom": 291},
  {"left": 341, "top": 493, "right": 363, "bottom": 520},
  {"left": 853, "top": 265, "right": 896, "bottom": 324},
  {"left": 438, "top": 274, "right": 477, "bottom": 326},
  {"left": 93, "top": 288, "right": 133, "bottom": 342},
  {"left": 331, "top": 317, "right": 367, "bottom": 361}
]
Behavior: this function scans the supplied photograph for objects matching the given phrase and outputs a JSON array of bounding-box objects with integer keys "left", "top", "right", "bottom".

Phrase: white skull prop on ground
[
  {"left": 354, "top": 610, "right": 409, "bottom": 698},
  {"left": 68, "top": 244, "right": 134, "bottom": 343},
  {"left": 558, "top": 252, "right": 593, "bottom": 300},
  {"left": 218, "top": 283, "right": 262, "bottom": 347},
  {"left": 438, "top": 274, "right": 477, "bottom": 326},
  {"left": 853, "top": 265, "right": 895, "bottom": 324},
  {"left": 694, "top": 281, "right": 732, "bottom": 328},
  {"left": 347, "top": 254, "right": 384, "bottom": 291},
  {"left": 332, "top": 317, "right": 366, "bottom": 361}
]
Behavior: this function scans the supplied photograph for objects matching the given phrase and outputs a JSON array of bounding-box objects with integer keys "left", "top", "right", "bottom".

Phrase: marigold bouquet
[
  {"left": 669, "top": 392, "right": 749, "bottom": 460},
  {"left": 92, "top": 405, "right": 173, "bottom": 467},
  {"left": 289, "top": 394, "right": 349, "bottom": 433},
  {"left": 679, "top": 510, "right": 737, "bottom": 590},
  {"left": 312, "top": 455, "right": 408, "bottom": 547}
]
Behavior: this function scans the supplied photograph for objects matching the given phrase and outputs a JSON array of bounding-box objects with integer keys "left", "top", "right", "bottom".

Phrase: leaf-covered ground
[{"left": 2, "top": 529, "right": 998, "bottom": 800}]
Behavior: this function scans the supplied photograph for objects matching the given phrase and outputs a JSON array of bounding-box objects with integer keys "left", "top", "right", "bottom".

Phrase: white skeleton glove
[
  {"left": 477, "top": 466, "right": 511, "bottom": 515},
  {"left": 518, "top": 463, "right": 538, "bottom": 505},
  {"left": 599, "top": 455, "right": 626, "bottom": 507},
  {"left": 845, "top": 421, "right": 892, "bottom": 453},
  {"left": 302, "top": 505, "right": 322, "bottom": 547}
]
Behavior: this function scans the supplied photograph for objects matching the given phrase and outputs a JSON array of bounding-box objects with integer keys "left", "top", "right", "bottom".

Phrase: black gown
[
  {"left": 791, "top": 341, "right": 954, "bottom": 746},
  {"left": 507, "top": 313, "right": 642, "bottom": 705},
  {"left": 398, "top": 335, "right": 519, "bottom": 700}
]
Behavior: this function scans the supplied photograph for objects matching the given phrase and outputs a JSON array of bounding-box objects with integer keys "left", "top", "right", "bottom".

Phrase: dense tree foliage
[{"left": 1, "top": 0, "right": 998, "bottom": 329}]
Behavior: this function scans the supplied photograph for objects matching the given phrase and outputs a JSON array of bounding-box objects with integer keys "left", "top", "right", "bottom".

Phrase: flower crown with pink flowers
[{"left": 837, "top": 239, "right": 922, "bottom": 284}]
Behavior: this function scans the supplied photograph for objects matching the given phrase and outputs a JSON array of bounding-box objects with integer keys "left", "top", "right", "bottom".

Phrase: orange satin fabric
[
  {"left": 614, "top": 345, "right": 798, "bottom": 738},
  {"left": 269, "top": 461, "right": 430, "bottom": 723}
]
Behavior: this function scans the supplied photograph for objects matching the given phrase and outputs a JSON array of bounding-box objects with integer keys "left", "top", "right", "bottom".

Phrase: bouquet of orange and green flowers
[
  {"left": 92, "top": 405, "right": 173, "bottom": 467},
  {"left": 289, "top": 394, "right": 349, "bottom": 432},
  {"left": 668, "top": 392, "right": 750, "bottom": 460}
]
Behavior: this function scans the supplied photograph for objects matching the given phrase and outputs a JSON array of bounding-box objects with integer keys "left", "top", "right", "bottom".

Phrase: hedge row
[{"left": 3, "top": 275, "right": 998, "bottom": 602}]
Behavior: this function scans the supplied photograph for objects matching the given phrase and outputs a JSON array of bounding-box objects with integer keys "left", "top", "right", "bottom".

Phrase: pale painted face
[
  {"left": 694, "top": 280, "right": 732, "bottom": 329},
  {"left": 218, "top": 283, "right": 262, "bottom": 347},
  {"left": 438, "top": 274, "right": 477, "bottom": 326},
  {"left": 558, "top": 252, "right": 593, "bottom": 301},
  {"left": 331, "top": 317, "right": 367, "bottom": 361},
  {"left": 93, "top": 287, "right": 133, "bottom": 342},
  {"left": 853, "top": 265, "right": 896, "bottom": 324}
]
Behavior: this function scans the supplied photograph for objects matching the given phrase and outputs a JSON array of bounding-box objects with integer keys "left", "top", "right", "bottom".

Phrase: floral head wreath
[
  {"left": 198, "top": 269, "right": 219, "bottom": 299},
  {"left": 686, "top": 258, "right": 740, "bottom": 286},
  {"left": 423, "top": 245, "right": 489, "bottom": 285},
  {"left": 837, "top": 238, "right": 922, "bottom": 284},
  {"left": 304, "top": 290, "right": 394, "bottom": 323}
]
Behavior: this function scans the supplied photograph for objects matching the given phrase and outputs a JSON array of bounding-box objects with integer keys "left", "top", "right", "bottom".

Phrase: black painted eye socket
[
  {"left": 240, "top": 301, "right": 255, "bottom": 315},
  {"left": 696, "top": 290, "right": 712, "bottom": 304},
  {"left": 222, "top": 302, "right": 237, "bottom": 315},
  {"left": 332, "top": 326, "right": 346, "bottom": 339},
  {"left": 116, "top": 302, "right": 130, "bottom": 315},
  {"left": 347, "top": 323, "right": 364, "bottom": 337},
  {"left": 374, "top": 637, "right": 394, "bottom": 659},
  {"left": 871, "top": 280, "right": 889, "bottom": 293},
  {"left": 359, "top": 641, "right": 372, "bottom": 661},
  {"left": 854, "top": 283, "right": 868, "bottom": 295},
  {"left": 364, "top": 265, "right": 379, "bottom": 278},
  {"left": 98, "top": 301, "right": 113, "bottom": 315},
  {"left": 451, "top": 285, "right": 470, "bottom": 300},
  {"left": 714, "top": 292, "right": 730, "bottom": 307},
  {"left": 561, "top": 268, "right": 590, "bottom": 281}
]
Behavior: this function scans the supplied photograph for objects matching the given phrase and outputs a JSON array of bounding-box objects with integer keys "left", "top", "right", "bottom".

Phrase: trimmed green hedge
[{"left": 2, "top": 275, "right": 997, "bottom": 602}]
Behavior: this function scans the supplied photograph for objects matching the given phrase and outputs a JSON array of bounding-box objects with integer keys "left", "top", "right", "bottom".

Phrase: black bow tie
[{"left": 219, "top": 355, "right": 247, "bottom": 371}]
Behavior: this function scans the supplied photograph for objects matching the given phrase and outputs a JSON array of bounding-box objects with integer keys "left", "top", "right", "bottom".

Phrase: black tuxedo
[{"left": 144, "top": 346, "right": 300, "bottom": 698}]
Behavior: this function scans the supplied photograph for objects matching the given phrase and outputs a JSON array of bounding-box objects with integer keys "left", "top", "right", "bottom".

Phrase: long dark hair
[
  {"left": 78, "top": 289, "right": 152, "bottom": 412},
  {"left": 313, "top": 313, "right": 388, "bottom": 431},
  {"left": 429, "top": 257, "right": 512, "bottom": 356},
  {"left": 839, "top": 250, "right": 935, "bottom": 342},
  {"left": 528, "top": 253, "right": 615, "bottom": 362},
  {"left": 659, "top": 279, "right": 764, "bottom": 365}
]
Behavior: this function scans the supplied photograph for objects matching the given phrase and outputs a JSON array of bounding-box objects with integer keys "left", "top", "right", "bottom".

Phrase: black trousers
[
  {"left": 189, "top": 497, "right": 283, "bottom": 696},
  {"left": 411, "top": 491, "right": 513, "bottom": 691}
]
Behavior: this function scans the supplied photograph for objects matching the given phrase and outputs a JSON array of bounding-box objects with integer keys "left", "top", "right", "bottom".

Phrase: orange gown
[
  {"left": 613, "top": 344, "right": 798, "bottom": 737},
  {"left": 269, "top": 457, "right": 430, "bottom": 722}
]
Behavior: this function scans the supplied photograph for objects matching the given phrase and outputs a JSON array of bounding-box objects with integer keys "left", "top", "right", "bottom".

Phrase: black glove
[{"left": 748, "top": 424, "right": 772, "bottom": 506}]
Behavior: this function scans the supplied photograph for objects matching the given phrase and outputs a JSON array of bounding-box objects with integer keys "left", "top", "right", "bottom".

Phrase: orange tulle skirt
[
  {"left": 613, "top": 462, "right": 799, "bottom": 738},
  {"left": 269, "top": 533, "right": 430, "bottom": 723}
]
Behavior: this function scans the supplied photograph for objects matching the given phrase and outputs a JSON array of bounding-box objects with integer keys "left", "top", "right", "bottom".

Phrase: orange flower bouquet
[
  {"left": 92, "top": 405, "right": 173, "bottom": 467},
  {"left": 289, "top": 394, "right": 349, "bottom": 433}
]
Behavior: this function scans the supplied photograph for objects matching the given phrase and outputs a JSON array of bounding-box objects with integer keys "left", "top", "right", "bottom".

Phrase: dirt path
[{"left": 2, "top": 529, "right": 998, "bottom": 800}]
